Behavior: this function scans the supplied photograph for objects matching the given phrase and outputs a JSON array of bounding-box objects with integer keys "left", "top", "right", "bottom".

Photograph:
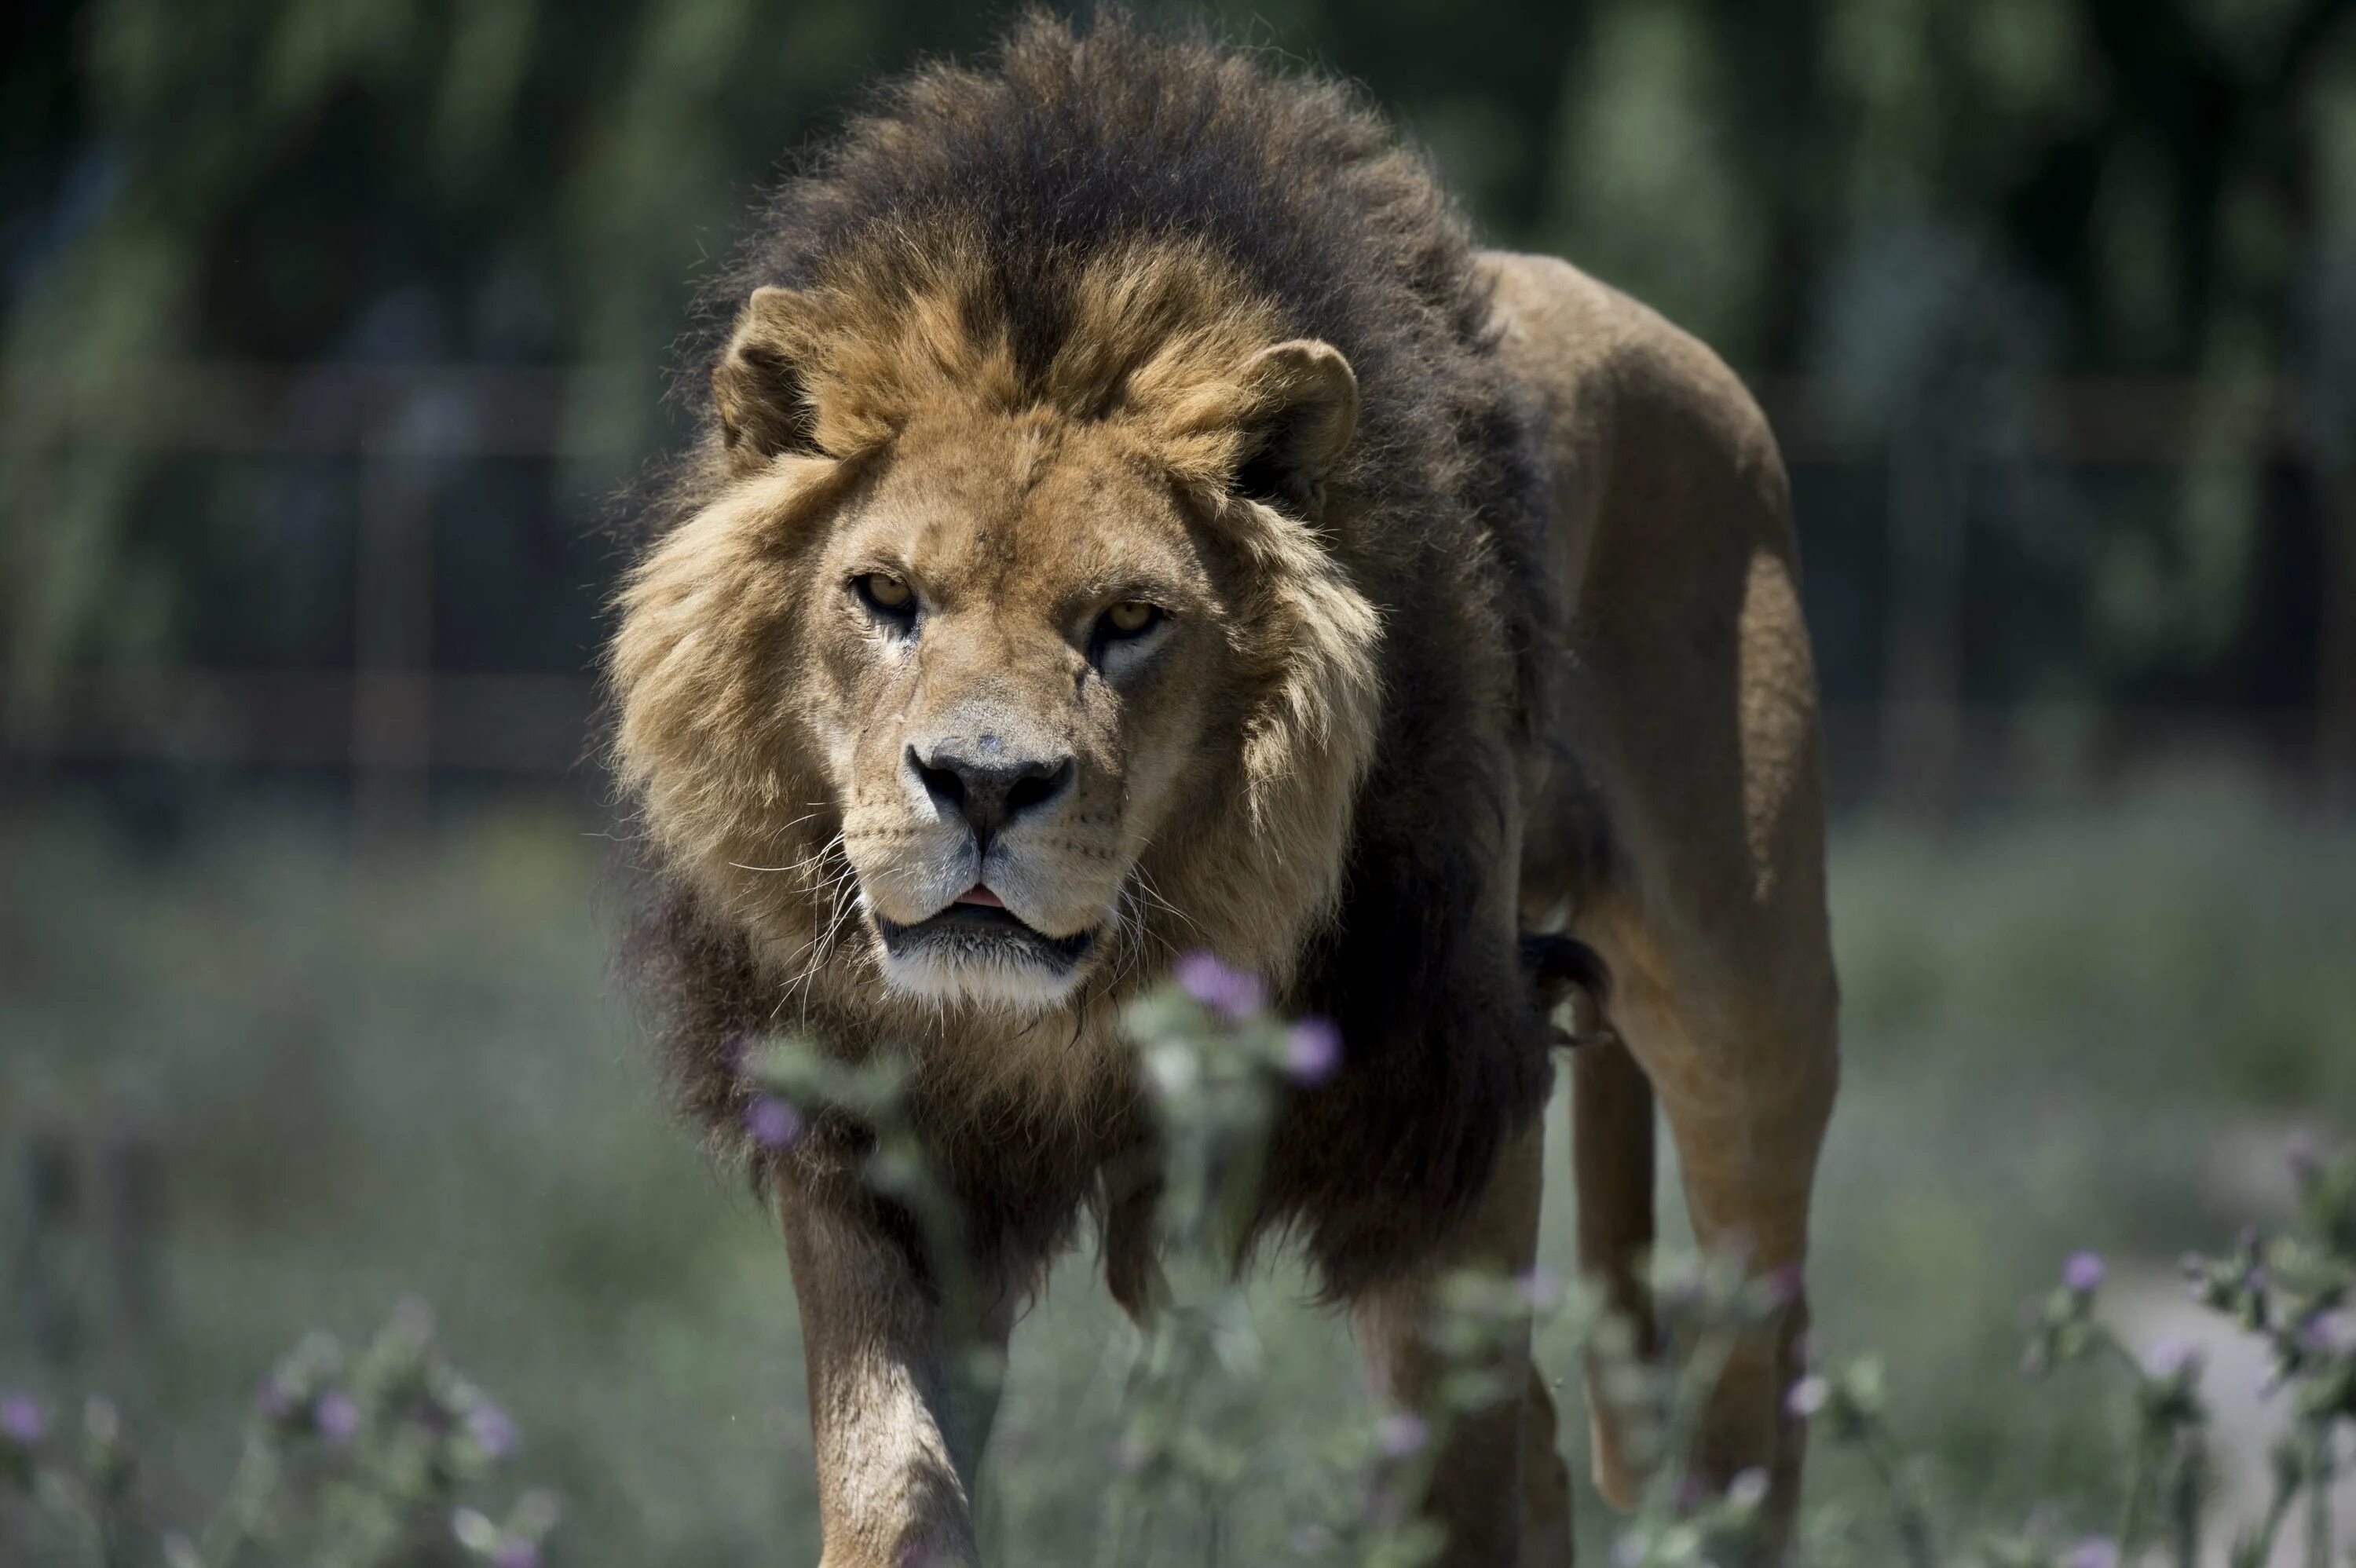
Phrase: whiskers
[
  {"left": 767, "top": 829, "right": 865, "bottom": 1025},
  {"left": 726, "top": 811, "right": 836, "bottom": 875},
  {"left": 1103, "top": 864, "right": 1188, "bottom": 1000}
]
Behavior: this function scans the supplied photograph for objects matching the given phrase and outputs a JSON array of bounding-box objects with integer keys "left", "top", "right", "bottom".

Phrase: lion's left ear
[{"left": 1229, "top": 339, "right": 1358, "bottom": 510}]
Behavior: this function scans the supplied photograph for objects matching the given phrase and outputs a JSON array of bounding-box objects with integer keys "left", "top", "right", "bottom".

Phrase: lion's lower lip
[{"left": 872, "top": 904, "right": 1096, "bottom": 967}]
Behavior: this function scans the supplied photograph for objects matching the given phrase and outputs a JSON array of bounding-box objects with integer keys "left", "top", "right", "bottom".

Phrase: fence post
[
  {"left": 103, "top": 1106, "right": 162, "bottom": 1333},
  {"left": 1879, "top": 421, "right": 1969, "bottom": 812},
  {"left": 351, "top": 445, "right": 434, "bottom": 846},
  {"left": 13, "top": 1131, "right": 81, "bottom": 1368}
]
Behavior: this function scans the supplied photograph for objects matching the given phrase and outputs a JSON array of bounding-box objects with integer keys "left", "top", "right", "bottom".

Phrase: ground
[{"left": 2, "top": 769, "right": 2350, "bottom": 1565}]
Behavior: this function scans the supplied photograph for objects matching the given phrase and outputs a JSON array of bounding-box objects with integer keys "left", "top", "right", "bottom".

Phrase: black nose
[{"left": 909, "top": 739, "right": 1075, "bottom": 846}]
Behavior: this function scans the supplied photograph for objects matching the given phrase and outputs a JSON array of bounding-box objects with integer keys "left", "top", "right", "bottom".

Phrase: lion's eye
[
  {"left": 855, "top": 572, "right": 915, "bottom": 616},
  {"left": 1101, "top": 601, "right": 1161, "bottom": 638}
]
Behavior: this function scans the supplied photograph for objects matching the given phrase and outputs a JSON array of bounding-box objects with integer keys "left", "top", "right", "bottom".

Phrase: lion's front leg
[
  {"left": 1351, "top": 1120, "right": 1564, "bottom": 1568},
  {"left": 780, "top": 1190, "right": 1004, "bottom": 1568}
]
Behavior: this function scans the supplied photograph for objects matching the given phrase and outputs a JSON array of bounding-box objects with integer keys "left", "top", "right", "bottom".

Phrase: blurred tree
[{"left": 4, "top": 0, "right": 2354, "bottom": 773}]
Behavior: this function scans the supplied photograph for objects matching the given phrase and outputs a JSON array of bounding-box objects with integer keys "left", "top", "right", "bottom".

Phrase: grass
[{"left": 2, "top": 770, "right": 2351, "bottom": 1564}]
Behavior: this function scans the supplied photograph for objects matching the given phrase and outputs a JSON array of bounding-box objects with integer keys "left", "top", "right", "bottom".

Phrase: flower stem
[
  {"left": 1857, "top": 1424, "right": 1938, "bottom": 1568},
  {"left": 2302, "top": 1424, "right": 2332, "bottom": 1568}
]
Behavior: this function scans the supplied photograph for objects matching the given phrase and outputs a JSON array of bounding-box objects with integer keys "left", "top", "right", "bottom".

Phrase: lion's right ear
[{"left": 712, "top": 287, "right": 823, "bottom": 463}]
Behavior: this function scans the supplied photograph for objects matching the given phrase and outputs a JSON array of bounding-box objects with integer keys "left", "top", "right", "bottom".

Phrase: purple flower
[
  {"left": 1, "top": 1393, "right": 44, "bottom": 1447},
  {"left": 1283, "top": 1017, "right": 1342, "bottom": 1084},
  {"left": 1374, "top": 1412, "right": 1429, "bottom": 1458},
  {"left": 1784, "top": 1375, "right": 1829, "bottom": 1419},
  {"left": 744, "top": 1095, "right": 803, "bottom": 1150},
  {"left": 313, "top": 1389, "right": 361, "bottom": 1447},
  {"left": 1173, "top": 952, "right": 1265, "bottom": 1020},
  {"left": 466, "top": 1403, "right": 519, "bottom": 1459},
  {"left": 491, "top": 1541, "right": 542, "bottom": 1568},
  {"left": 2065, "top": 1536, "right": 2118, "bottom": 1568},
  {"left": 2298, "top": 1310, "right": 2355, "bottom": 1358},
  {"left": 2143, "top": 1338, "right": 2204, "bottom": 1380},
  {"left": 2062, "top": 1252, "right": 2105, "bottom": 1294}
]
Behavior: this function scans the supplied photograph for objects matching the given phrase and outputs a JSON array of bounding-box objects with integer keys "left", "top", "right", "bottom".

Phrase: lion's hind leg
[{"left": 1593, "top": 922, "right": 1838, "bottom": 1552}]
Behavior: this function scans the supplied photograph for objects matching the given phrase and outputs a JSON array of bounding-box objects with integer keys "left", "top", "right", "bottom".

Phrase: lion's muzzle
[{"left": 905, "top": 733, "right": 1076, "bottom": 857}]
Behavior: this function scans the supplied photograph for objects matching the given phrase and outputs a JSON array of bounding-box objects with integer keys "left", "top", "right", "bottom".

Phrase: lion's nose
[{"left": 908, "top": 739, "right": 1075, "bottom": 847}]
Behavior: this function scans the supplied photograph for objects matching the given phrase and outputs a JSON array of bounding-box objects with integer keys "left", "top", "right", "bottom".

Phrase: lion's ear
[
  {"left": 712, "top": 286, "right": 823, "bottom": 464},
  {"left": 1229, "top": 339, "right": 1358, "bottom": 510}
]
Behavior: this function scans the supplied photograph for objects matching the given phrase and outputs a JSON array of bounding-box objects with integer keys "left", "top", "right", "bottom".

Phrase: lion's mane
[{"left": 619, "top": 9, "right": 1564, "bottom": 1298}]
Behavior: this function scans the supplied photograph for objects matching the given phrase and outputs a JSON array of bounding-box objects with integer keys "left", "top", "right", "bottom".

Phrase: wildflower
[
  {"left": 313, "top": 1389, "right": 361, "bottom": 1447},
  {"left": 1290, "top": 1522, "right": 1336, "bottom": 1555},
  {"left": 0, "top": 1394, "right": 43, "bottom": 1448},
  {"left": 452, "top": 1507, "right": 499, "bottom": 1552},
  {"left": 1784, "top": 1375, "right": 1829, "bottom": 1419},
  {"left": 744, "top": 1095, "right": 803, "bottom": 1150},
  {"left": 1283, "top": 1017, "right": 1343, "bottom": 1084},
  {"left": 2297, "top": 1310, "right": 2354, "bottom": 1357},
  {"left": 1173, "top": 952, "right": 1265, "bottom": 1019},
  {"left": 2143, "top": 1338, "right": 2204, "bottom": 1380},
  {"left": 2062, "top": 1252, "right": 2104, "bottom": 1294},
  {"left": 466, "top": 1403, "right": 519, "bottom": 1459},
  {"left": 2064, "top": 1535, "right": 2118, "bottom": 1568},
  {"left": 1516, "top": 1266, "right": 1564, "bottom": 1310},
  {"left": 1375, "top": 1411, "right": 1429, "bottom": 1458}
]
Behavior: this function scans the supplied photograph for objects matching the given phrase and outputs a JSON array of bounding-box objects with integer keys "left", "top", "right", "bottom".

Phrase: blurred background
[{"left": 3, "top": 0, "right": 2352, "bottom": 1563}]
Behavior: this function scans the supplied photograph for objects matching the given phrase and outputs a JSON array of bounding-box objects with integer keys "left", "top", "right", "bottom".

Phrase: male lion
[{"left": 609, "top": 13, "right": 1838, "bottom": 1566}]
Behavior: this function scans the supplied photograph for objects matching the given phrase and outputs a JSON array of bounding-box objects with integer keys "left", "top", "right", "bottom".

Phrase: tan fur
[
  {"left": 1494, "top": 249, "right": 1841, "bottom": 1545},
  {"left": 610, "top": 55, "right": 1834, "bottom": 1561}
]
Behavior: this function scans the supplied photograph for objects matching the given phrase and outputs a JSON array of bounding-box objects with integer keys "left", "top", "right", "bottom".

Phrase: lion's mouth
[{"left": 871, "top": 899, "right": 1096, "bottom": 972}]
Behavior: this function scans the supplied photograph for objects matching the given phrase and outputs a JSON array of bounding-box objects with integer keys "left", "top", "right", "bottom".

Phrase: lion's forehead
[{"left": 851, "top": 416, "right": 1206, "bottom": 615}]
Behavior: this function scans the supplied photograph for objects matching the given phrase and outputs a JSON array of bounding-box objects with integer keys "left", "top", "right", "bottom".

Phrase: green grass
[{"left": 2, "top": 773, "right": 2350, "bottom": 1564}]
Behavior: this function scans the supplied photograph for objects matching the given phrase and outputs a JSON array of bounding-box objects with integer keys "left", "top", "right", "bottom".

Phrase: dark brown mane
[{"left": 617, "top": 7, "right": 1568, "bottom": 1299}]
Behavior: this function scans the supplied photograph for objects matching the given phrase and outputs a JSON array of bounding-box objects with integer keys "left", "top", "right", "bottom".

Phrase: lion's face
[
  {"left": 806, "top": 411, "right": 1227, "bottom": 1007},
  {"left": 613, "top": 258, "right": 1385, "bottom": 1026}
]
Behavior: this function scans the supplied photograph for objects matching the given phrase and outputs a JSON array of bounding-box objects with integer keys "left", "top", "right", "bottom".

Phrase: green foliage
[
  {"left": 1, "top": 1304, "right": 557, "bottom": 1568},
  {"left": 10, "top": 966, "right": 2351, "bottom": 1567},
  {"left": 2, "top": 780, "right": 2352, "bottom": 1564},
  {"left": 5, "top": 1, "right": 2356, "bottom": 721}
]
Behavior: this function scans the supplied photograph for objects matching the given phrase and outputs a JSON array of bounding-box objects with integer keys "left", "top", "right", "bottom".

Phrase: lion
[{"left": 607, "top": 13, "right": 1838, "bottom": 1567}]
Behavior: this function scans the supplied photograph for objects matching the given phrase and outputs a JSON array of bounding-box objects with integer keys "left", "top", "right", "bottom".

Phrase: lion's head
[{"left": 610, "top": 243, "right": 1383, "bottom": 1017}]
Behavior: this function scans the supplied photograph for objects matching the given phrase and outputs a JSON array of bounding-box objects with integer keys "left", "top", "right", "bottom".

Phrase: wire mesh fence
[{"left": 4, "top": 363, "right": 2349, "bottom": 827}]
